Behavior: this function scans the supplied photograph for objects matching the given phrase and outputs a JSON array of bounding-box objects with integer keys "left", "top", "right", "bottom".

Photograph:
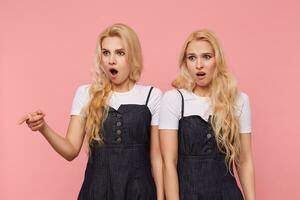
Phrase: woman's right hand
[
  {"left": 19, "top": 110, "right": 46, "bottom": 132},
  {"left": 18, "top": 110, "right": 86, "bottom": 161}
]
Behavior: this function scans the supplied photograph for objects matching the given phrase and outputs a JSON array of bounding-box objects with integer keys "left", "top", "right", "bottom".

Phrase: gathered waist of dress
[
  {"left": 179, "top": 153, "right": 225, "bottom": 160},
  {"left": 91, "top": 143, "right": 150, "bottom": 149}
]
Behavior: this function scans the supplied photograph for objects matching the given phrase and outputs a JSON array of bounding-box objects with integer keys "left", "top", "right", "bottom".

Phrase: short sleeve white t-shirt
[
  {"left": 70, "top": 84, "right": 162, "bottom": 126},
  {"left": 159, "top": 89, "right": 252, "bottom": 133}
]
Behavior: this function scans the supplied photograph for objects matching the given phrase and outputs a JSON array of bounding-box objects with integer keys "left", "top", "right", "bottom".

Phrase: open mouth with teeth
[
  {"left": 196, "top": 72, "right": 206, "bottom": 77},
  {"left": 109, "top": 68, "right": 118, "bottom": 76}
]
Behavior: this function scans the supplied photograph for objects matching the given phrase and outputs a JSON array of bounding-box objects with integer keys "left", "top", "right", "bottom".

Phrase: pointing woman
[{"left": 20, "top": 23, "right": 164, "bottom": 200}]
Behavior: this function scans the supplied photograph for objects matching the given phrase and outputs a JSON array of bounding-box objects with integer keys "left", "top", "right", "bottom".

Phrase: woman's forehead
[
  {"left": 186, "top": 40, "right": 214, "bottom": 54},
  {"left": 101, "top": 36, "right": 124, "bottom": 50}
]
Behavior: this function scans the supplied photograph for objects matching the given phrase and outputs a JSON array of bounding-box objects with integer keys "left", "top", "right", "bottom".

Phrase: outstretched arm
[{"left": 19, "top": 110, "right": 86, "bottom": 161}]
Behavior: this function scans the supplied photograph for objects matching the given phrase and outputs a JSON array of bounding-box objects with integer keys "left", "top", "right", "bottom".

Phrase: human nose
[
  {"left": 195, "top": 58, "right": 203, "bottom": 69},
  {"left": 109, "top": 53, "right": 116, "bottom": 65}
]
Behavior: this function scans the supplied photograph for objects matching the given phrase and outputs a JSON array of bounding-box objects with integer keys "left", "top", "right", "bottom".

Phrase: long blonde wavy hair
[
  {"left": 172, "top": 30, "right": 240, "bottom": 171},
  {"left": 85, "top": 23, "right": 143, "bottom": 145}
]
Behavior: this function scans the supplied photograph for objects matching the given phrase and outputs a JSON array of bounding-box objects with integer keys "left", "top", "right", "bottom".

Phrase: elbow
[
  {"left": 65, "top": 151, "right": 79, "bottom": 162},
  {"left": 162, "top": 158, "right": 177, "bottom": 170},
  {"left": 237, "top": 157, "right": 254, "bottom": 173},
  {"left": 161, "top": 153, "right": 177, "bottom": 165},
  {"left": 151, "top": 149, "right": 162, "bottom": 161},
  {"left": 239, "top": 154, "right": 253, "bottom": 166},
  {"left": 65, "top": 156, "right": 75, "bottom": 162}
]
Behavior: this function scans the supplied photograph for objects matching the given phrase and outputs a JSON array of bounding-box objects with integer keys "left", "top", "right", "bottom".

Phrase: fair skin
[
  {"left": 19, "top": 36, "right": 164, "bottom": 200},
  {"left": 160, "top": 40, "right": 255, "bottom": 200},
  {"left": 101, "top": 36, "right": 132, "bottom": 91},
  {"left": 186, "top": 40, "right": 216, "bottom": 97}
]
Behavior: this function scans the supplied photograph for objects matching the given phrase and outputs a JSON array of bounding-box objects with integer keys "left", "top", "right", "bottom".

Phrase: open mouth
[
  {"left": 109, "top": 68, "right": 118, "bottom": 76},
  {"left": 196, "top": 72, "right": 206, "bottom": 77}
]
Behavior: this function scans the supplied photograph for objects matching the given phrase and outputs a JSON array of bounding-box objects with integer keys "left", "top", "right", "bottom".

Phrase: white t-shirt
[
  {"left": 70, "top": 84, "right": 162, "bottom": 126},
  {"left": 159, "top": 89, "right": 252, "bottom": 133}
]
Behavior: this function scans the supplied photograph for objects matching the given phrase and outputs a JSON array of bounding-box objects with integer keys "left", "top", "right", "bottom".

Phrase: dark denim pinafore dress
[
  {"left": 177, "top": 90, "right": 244, "bottom": 200},
  {"left": 78, "top": 87, "right": 156, "bottom": 200}
]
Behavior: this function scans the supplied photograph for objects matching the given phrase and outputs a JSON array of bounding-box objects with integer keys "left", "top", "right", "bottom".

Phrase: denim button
[
  {"left": 116, "top": 137, "right": 122, "bottom": 143},
  {"left": 116, "top": 130, "right": 122, "bottom": 135},
  {"left": 116, "top": 122, "right": 122, "bottom": 126},
  {"left": 207, "top": 133, "right": 212, "bottom": 139}
]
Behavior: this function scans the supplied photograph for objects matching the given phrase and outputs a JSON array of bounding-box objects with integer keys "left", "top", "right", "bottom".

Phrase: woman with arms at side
[{"left": 159, "top": 30, "right": 255, "bottom": 200}]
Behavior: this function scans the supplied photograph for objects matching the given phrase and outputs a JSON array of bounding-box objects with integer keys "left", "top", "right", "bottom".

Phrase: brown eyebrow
[
  {"left": 101, "top": 48, "right": 109, "bottom": 52},
  {"left": 186, "top": 53, "right": 196, "bottom": 56},
  {"left": 186, "top": 52, "right": 214, "bottom": 56},
  {"left": 101, "top": 48, "right": 125, "bottom": 51}
]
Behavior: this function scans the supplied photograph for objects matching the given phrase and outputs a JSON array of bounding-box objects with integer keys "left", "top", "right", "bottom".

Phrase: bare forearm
[
  {"left": 39, "top": 123, "right": 79, "bottom": 161},
  {"left": 237, "top": 161, "right": 255, "bottom": 200},
  {"left": 164, "top": 164, "right": 179, "bottom": 200},
  {"left": 151, "top": 154, "right": 164, "bottom": 200}
]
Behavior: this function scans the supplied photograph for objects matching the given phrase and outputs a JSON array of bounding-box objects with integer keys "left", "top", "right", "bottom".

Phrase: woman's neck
[
  {"left": 112, "top": 79, "right": 135, "bottom": 93},
  {"left": 193, "top": 86, "right": 210, "bottom": 97}
]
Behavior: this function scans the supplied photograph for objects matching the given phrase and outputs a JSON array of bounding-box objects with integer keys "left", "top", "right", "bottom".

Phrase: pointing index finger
[{"left": 18, "top": 114, "right": 31, "bottom": 125}]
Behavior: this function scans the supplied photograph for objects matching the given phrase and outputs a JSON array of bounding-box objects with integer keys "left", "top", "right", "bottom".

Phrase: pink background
[{"left": 1, "top": 0, "right": 300, "bottom": 199}]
